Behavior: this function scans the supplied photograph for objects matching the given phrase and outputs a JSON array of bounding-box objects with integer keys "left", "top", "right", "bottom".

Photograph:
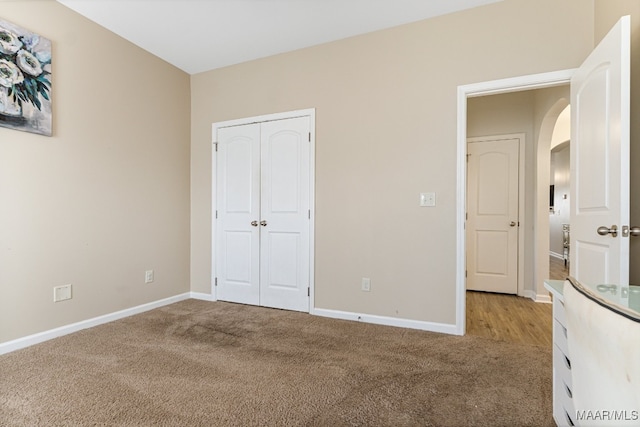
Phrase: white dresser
[{"left": 545, "top": 280, "right": 577, "bottom": 427}]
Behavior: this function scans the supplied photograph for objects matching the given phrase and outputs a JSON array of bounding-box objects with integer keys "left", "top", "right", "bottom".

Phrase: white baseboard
[
  {"left": 535, "top": 293, "right": 553, "bottom": 303},
  {"left": 190, "top": 292, "right": 216, "bottom": 302},
  {"left": 2, "top": 295, "right": 459, "bottom": 355},
  {"left": 549, "top": 251, "right": 564, "bottom": 260},
  {"left": 311, "top": 307, "right": 459, "bottom": 335},
  {"left": 523, "top": 289, "right": 553, "bottom": 303},
  {"left": 0, "top": 293, "right": 191, "bottom": 356}
]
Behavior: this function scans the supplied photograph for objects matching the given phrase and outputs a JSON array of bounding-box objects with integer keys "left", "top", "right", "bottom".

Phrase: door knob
[
  {"left": 250, "top": 220, "right": 258, "bottom": 227},
  {"left": 597, "top": 225, "right": 618, "bottom": 237},
  {"left": 260, "top": 220, "right": 267, "bottom": 227},
  {"left": 630, "top": 226, "right": 640, "bottom": 237},
  {"left": 510, "top": 221, "right": 516, "bottom": 227}
]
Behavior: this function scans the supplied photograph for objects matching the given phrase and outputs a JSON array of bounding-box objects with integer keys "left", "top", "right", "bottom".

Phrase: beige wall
[
  {"left": 594, "top": 1, "right": 640, "bottom": 284},
  {"left": 6, "top": 0, "right": 634, "bottom": 344},
  {"left": 0, "top": 1, "right": 191, "bottom": 343},
  {"left": 191, "top": 0, "right": 594, "bottom": 324}
]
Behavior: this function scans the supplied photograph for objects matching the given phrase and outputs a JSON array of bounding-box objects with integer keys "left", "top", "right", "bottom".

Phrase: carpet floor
[{"left": 0, "top": 299, "right": 554, "bottom": 426}]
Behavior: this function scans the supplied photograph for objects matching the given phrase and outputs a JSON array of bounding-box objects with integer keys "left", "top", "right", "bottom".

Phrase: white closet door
[
  {"left": 259, "top": 117, "right": 311, "bottom": 312},
  {"left": 216, "top": 123, "right": 261, "bottom": 305},
  {"left": 215, "top": 115, "right": 311, "bottom": 312}
]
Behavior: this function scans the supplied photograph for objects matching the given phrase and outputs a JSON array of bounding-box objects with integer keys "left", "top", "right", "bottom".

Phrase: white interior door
[
  {"left": 216, "top": 115, "right": 311, "bottom": 312},
  {"left": 467, "top": 137, "right": 519, "bottom": 294},
  {"left": 260, "top": 117, "right": 311, "bottom": 312},
  {"left": 216, "top": 123, "right": 261, "bottom": 305},
  {"left": 570, "top": 15, "right": 630, "bottom": 287}
]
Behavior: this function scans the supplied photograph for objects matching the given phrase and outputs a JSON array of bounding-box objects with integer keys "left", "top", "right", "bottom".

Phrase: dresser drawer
[
  {"left": 553, "top": 296, "right": 567, "bottom": 327},
  {"left": 553, "top": 318, "right": 569, "bottom": 356},
  {"left": 553, "top": 343, "right": 572, "bottom": 389},
  {"left": 554, "top": 370, "right": 577, "bottom": 426}
]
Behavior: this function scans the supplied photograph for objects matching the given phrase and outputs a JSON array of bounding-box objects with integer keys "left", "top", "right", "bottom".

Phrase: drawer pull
[
  {"left": 565, "top": 409, "right": 575, "bottom": 426},
  {"left": 563, "top": 355, "right": 571, "bottom": 370},
  {"left": 564, "top": 382, "right": 572, "bottom": 398}
]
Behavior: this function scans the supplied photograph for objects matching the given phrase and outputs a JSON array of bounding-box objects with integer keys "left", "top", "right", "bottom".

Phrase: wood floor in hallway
[
  {"left": 465, "top": 256, "right": 570, "bottom": 347},
  {"left": 549, "top": 255, "right": 569, "bottom": 280},
  {"left": 466, "top": 291, "right": 552, "bottom": 347}
]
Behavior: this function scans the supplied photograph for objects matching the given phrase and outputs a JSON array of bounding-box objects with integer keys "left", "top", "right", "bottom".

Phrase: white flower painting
[{"left": 0, "top": 18, "right": 51, "bottom": 136}]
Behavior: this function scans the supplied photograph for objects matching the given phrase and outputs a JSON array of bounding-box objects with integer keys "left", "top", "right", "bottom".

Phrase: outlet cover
[
  {"left": 54, "top": 284, "right": 72, "bottom": 302},
  {"left": 420, "top": 192, "right": 436, "bottom": 207},
  {"left": 145, "top": 270, "right": 154, "bottom": 284},
  {"left": 361, "top": 278, "right": 371, "bottom": 292}
]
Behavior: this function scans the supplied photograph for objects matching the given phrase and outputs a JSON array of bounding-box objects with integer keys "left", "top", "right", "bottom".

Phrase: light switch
[{"left": 420, "top": 192, "right": 436, "bottom": 207}]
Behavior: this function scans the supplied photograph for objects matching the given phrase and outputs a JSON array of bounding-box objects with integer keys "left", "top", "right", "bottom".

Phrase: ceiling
[{"left": 56, "top": 0, "right": 502, "bottom": 75}]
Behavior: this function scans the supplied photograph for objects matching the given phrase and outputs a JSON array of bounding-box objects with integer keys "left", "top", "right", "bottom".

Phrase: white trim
[
  {"left": 211, "top": 108, "right": 316, "bottom": 312},
  {"left": 523, "top": 289, "right": 553, "bottom": 303},
  {"left": 312, "top": 308, "right": 460, "bottom": 335},
  {"left": 456, "top": 69, "right": 575, "bottom": 336},
  {"left": 210, "top": 124, "right": 219, "bottom": 301},
  {"left": 536, "top": 294, "right": 553, "bottom": 304},
  {"left": 212, "top": 109, "right": 315, "bottom": 133},
  {"left": 308, "top": 112, "right": 316, "bottom": 312},
  {"left": 0, "top": 293, "right": 191, "bottom": 355},
  {"left": 462, "top": 71, "right": 575, "bottom": 99},
  {"left": 467, "top": 133, "right": 526, "bottom": 297},
  {"left": 550, "top": 251, "right": 564, "bottom": 260},
  {"left": 190, "top": 292, "right": 216, "bottom": 301}
]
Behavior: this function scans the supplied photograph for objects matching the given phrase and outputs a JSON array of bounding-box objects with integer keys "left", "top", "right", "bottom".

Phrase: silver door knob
[
  {"left": 510, "top": 221, "right": 516, "bottom": 227},
  {"left": 260, "top": 220, "right": 267, "bottom": 227},
  {"left": 630, "top": 226, "right": 640, "bottom": 237},
  {"left": 597, "top": 225, "right": 618, "bottom": 237},
  {"left": 250, "top": 220, "right": 258, "bottom": 227}
]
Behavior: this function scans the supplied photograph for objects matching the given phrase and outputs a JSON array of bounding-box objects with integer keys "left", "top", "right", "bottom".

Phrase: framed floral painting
[{"left": 0, "top": 18, "right": 51, "bottom": 136}]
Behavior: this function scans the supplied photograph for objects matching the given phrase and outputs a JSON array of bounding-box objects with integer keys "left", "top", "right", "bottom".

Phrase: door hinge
[
  {"left": 308, "top": 132, "right": 311, "bottom": 142},
  {"left": 465, "top": 270, "right": 467, "bottom": 278},
  {"left": 307, "top": 287, "right": 310, "bottom": 297},
  {"left": 215, "top": 210, "right": 218, "bottom": 219},
  {"left": 213, "top": 142, "right": 218, "bottom": 152},
  {"left": 308, "top": 209, "right": 311, "bottom": 219},
  {"left": 215, "top": 277, "right": 218, "bottom": 286}
]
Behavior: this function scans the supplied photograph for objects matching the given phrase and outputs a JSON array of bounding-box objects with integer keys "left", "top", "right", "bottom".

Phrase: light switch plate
[{"left": 420, "top": 192, "right": 436, "bottom": 207}]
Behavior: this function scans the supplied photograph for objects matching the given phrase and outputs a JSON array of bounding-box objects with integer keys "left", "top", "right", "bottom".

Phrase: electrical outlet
[
  {"left": 420, "top": 192, "right": 436, "bottom": 207},
  {"left": 54, "top": 284, "right": 72, "bottom": 302},
  {"left": 361, "top": 277, "right": 371, "bottom": 292},
  {"left": 145, "top": 270, "right": 154, "bottom": 284}
]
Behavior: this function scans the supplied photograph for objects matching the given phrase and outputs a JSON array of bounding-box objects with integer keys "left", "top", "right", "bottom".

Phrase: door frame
[
  {"left": 466, "top": 133, "right": 525, "bottom": 296},
  {"left": 211, "top": 108, "right": 316, "bottom": 312},
  {"left": 456, "top": 71, "right": 574, "bottom": 335}
]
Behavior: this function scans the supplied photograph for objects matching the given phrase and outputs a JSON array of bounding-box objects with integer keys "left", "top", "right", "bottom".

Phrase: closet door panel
[
  {"left": 216, "top": 124, "right": 261, "bottom": 305},
  {"left": 260, "top": 117, "right": 310, "bottom": 312}
]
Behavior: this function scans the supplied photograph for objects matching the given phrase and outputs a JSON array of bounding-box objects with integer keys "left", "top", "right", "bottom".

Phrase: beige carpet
[{"left": 0, "top": 300, "right": 553, "bottom": 426}]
